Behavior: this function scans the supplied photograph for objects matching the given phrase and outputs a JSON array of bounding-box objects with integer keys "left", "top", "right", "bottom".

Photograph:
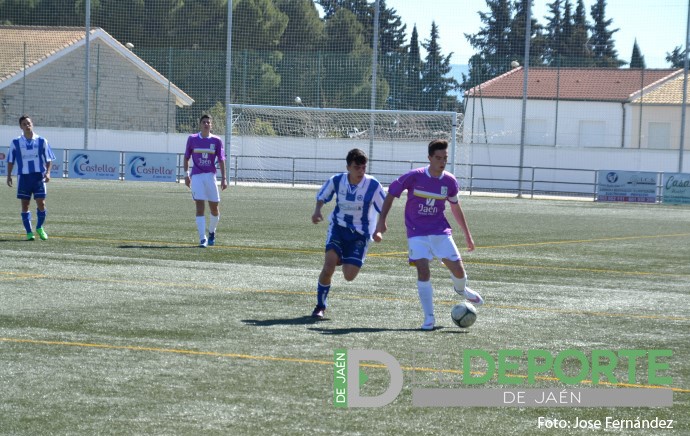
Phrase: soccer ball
[{"left": 451, "top": 302, "right": 477, "bottom": 328}]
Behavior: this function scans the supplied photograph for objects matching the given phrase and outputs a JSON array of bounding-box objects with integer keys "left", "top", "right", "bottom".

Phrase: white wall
[
  {"left": 2, "top": 125, "right": 688, "bottom": 193},
  {"left": 463, "top": 97, "right": 629, "bottom": 148}
]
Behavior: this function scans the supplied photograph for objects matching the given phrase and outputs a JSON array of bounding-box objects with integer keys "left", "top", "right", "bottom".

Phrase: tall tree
[
  {"left": 588, "top": 0, "right": 625, "bottom": 67},
  {"left": 402, "top": 25, "right": 423, "bottom": 110},
  {"left": 568, "top": 0, "right": 593, "bottom": 66},
  {"left": 322, "top": 8, "right": 373, "bottom": 108},
  {"left": 274, "top": 0, "right": 326, "bottom": 106},
  {"left": 275, "top": 0, "right": 325, "bottom": 52},
  {"left": 666, "top": 46, "right": 685, "bottom": 68},
  {"left": 509, "top": 0, "right": 546, "bottom": 67},
  {"left": 630, "top": 39, "right": 645, "bottom": 68},
  {"left": 420, "top": 22, "right": 458, "bottom": 111},
  {"left": 462, "top": 0, "right": 514, "bottom": 90}
]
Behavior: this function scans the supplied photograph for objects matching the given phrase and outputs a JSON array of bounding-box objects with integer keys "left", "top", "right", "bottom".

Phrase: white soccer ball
[
  {"left": 294, "top": 96, "right": 302, "bottom": 104},
  {"left": 451, "top": 302, "right": 477, "bottom": 328}
]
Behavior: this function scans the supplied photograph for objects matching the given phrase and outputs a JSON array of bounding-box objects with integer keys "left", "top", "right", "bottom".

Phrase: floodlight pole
[
  {"left": 517, "top": 1, "right": 532, "bottom": 198},
  {"left": 226, "top": 0, "right": 234, "bottom": 180},
  {"left": 679, "top": 0, "right": 690, "bottom": 173},
  {"left": 369, "top": 0, "right": 380, "bottom": 171},
  {"left": 83, "top": 0, "right": 91, "bottom": 150}
]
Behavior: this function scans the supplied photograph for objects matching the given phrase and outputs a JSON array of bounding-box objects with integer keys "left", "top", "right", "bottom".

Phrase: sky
[{"left": 386, "top": 0, "right": 689, "bottom": 68}]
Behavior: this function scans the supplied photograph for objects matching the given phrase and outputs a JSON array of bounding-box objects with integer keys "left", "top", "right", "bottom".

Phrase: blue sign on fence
[
  {"left": 69, "top": 150, "right": 120, "bottom": 180},
  {"left": 124, "top": 152, "right": 177, "bottom": 182},
  {"left": 596, "top": 170, "right": 658, "bottom": 203}
]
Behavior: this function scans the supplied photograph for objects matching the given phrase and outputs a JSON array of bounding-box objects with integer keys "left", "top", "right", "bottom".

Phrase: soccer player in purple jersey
[
  {"left": 375, "top": 139, "right": 483, "bottom": 330},
  {"left": 183, "top": 114, "right": 228, "bottom": 247},
  {"left": 310, "top": 148, "right": 386, "bottom": 320},
  {"left": 6, "top": 115, "right": 55, "bottom": 241}
]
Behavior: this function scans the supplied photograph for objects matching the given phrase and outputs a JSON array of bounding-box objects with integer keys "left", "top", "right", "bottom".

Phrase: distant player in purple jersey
[
  {"left": 310, "top": 148, "right": 386, "bottom": 320},
  {"left": 183, "top": 114, "right": 227, "bottom": 247},
  {"left": 6, "top": 114, "right": 55, "bottom": 241},
  {"left": 375, "top": 139, "right": 483, "bottom": 330}
]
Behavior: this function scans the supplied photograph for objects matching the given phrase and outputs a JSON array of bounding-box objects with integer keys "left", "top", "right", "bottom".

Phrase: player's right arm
[
  {"left": 375, "top": 194, "right": 396, "bottom": 236},
  {"left": 6, "top": 162, "right": 13, "bottom": 187},
  {"left": 312, "top": 200, "right": 325, "bottom": 224},
  {"left": 183, "top": 137, "right": 192, "bottom": 187}
]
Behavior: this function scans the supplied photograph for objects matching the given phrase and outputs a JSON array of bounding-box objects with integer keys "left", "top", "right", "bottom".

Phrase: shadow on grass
[
  {"left": 308, "top": 326, "right": 442, "bottom": 334},
  {"left": 242, "top": 316, "right": 320, "bottom": 327},
  {"left": 118, "top": 245, "right": 198, "bottom": 249}
]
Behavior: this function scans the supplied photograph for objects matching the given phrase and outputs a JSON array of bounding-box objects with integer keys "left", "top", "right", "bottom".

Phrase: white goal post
[{"left": 227, "top": 104, "right": 466, "bottom": 187}]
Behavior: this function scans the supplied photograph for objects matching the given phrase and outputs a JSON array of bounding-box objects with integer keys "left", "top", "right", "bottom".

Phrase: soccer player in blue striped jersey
[
  {"left": 6, "top": 115, "right": 55, "bottom": 241},
  {"left": 311, "top": 148, "right": 386, "bottom": 320}
]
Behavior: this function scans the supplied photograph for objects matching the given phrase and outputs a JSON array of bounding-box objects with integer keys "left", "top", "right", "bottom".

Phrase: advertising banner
[
  {"left": 124, "top": 152, "right": 177, "bottom": 182},
  {"left": 662, "top": 173, "right": 690, "bottom": 205},
  {"left": 0, "top": 148, "right": 10, "bottom": 176},
  {"left": 69, "top": 150, "right": 120, "bottom": 180},
  {"left": 596, "top": 170, "right": 658, "bottom": 203}
]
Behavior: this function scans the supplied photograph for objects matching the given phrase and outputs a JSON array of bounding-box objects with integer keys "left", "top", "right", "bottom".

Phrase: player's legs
[
  {"left": 208, "top": 201, "right": 220, "bottom": 245},
  {"left": 313, "top": 224, "right": 343, "bottom": 319},
  {"left": 35, "top": 197, "right": 48, "bottom": 240},
  {"left": 408, "top": 236, "right": 436, "bottom": 330},
  {"left": 19, "top": 198, "right": 33, "bottom": 237},
  {"left": 194, "top": 200, "right": 207, "bottom": 245},
  {"left": 339, "top": 231, "right": 368, "bottom": 281},
  {"left": 191, "top": 173, "right": 216, "bottom": 246},
  {"left": 441, "top": 252, "right": 483, "bottom": 306}
]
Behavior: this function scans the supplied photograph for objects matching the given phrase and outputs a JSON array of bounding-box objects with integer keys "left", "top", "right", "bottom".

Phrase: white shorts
[
  {"left": 190, "top": 172, "right": 220, "bottom": 202},
  {"left": 408, "top": 234, "right": 460, "bottom": 263}
]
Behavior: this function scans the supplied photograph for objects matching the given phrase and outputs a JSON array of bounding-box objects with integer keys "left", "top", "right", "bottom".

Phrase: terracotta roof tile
[
  {"left": 466, "top": 67, "right": 682, "bottom": 102},
  {"left": 632, "top": 74, "right": 689, "bottom": 104},
  {"left": 0, "top": 26, "right": 90, "bottom": 83}
]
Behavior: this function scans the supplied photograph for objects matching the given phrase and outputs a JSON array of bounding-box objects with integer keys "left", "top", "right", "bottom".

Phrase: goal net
[{"left": 227, "top": 104, "right": 467, "bottom": 188}]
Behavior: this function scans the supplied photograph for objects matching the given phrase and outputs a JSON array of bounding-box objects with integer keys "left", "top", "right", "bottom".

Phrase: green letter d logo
[{"left": 347, "top": 349, "right": 403, "bottom": 407}]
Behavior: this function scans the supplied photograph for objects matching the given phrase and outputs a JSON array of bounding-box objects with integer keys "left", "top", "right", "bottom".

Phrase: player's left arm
[
  {"left": 449, "top": 199, "right": 475, "bottom": 252},
  {"left": 44, "top": 160, "right": 52, "bottom": 183},
  {"left": 218, "top": 158, "right": 228, "bottom": 191}
]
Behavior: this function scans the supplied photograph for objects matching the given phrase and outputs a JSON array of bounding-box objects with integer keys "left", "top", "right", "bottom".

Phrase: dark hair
[
  {"left": 346, "top": 148, "right": 368, "bottom": 166},
  {"left": 19, "top": 114, "right": 31, "bottom": 125},
  {"left": 199, "top": 114, "right": 212, "bottom": 123},
  {"left": 428, "top": 139, "right": 448, "bottom": 156}
]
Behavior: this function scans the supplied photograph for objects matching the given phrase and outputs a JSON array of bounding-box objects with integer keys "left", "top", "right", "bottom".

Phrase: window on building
[
  {"left": 647, "top": 122, "right": 671, "bottom": 149},
  {"left": 578, "top": 120, "right": 607, "bottom": 147},
  {"left": 478, "top": 117, "right": 505, "bottom": 143},
  {"left": 526, "top": 119, "right": 549, "bottom": 146}
]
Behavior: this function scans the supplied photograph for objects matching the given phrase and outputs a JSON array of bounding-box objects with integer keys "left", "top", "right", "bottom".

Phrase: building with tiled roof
[
  {"left": 0, "top": 26, "right": 193, "bottom": 132},
  {"left": 463, "top": 66, "right": 682, "bottom": 149}
]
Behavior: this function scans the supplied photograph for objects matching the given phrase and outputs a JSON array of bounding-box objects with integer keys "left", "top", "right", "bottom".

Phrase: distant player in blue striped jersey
[
  {"left": 6, "top": 115, "right": 55, "bottom": 241},
  {"left": 311, "top": 148, "right": 386, "bottom": 320}
]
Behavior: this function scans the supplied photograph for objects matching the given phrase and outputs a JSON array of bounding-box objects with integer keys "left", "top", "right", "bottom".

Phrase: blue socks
[
  {"left": 317, "top": 282, "right": 331, "bottom": 308},
  {"left": 37, "top": 208, "right": 47, "bottom": 228},
  {"left": 21, "top": 211, "right": 32, "bottom": 233}
]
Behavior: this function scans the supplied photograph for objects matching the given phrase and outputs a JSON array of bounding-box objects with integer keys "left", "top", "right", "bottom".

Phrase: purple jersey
[
  {"left": 387, "top": 167, "right": 460, "bottom": 238},
  {"left": 184, "top": 133, "right": 225, "bottom": 175}
]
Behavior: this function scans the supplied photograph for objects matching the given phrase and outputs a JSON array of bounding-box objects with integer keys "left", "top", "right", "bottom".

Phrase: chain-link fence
[{"left": 1, "top": 1, "right": 688, "bottom": 172}]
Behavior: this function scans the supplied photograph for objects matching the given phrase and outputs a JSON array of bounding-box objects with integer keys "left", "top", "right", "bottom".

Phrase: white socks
[
  {"left": 209, "top": 214, "right": 220, "bottom": 234},
  {"left": 196, "top": 216, "right": 206, "bottom": 239},
  {"left": 417, "top": 280, "right": 434, "bottom": 319},
  {"left": 450, "top": 274, "right": 467, "bottom": 295}
]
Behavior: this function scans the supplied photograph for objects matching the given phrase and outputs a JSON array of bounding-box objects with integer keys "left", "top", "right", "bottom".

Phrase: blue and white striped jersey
[
  {"left": 316, "top": 173, "right": 386, "bottom": 239},
  {"left": 7, "top": 134, "right": 55, "bottom": 175}
]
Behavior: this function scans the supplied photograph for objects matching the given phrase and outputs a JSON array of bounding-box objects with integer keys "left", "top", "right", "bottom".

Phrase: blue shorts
[
  {"left": 325, "top": 223, "right": 370, "bottom": 268},
  {"left": 17, "top": 172, "right": 47, "bottom": 200}
]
